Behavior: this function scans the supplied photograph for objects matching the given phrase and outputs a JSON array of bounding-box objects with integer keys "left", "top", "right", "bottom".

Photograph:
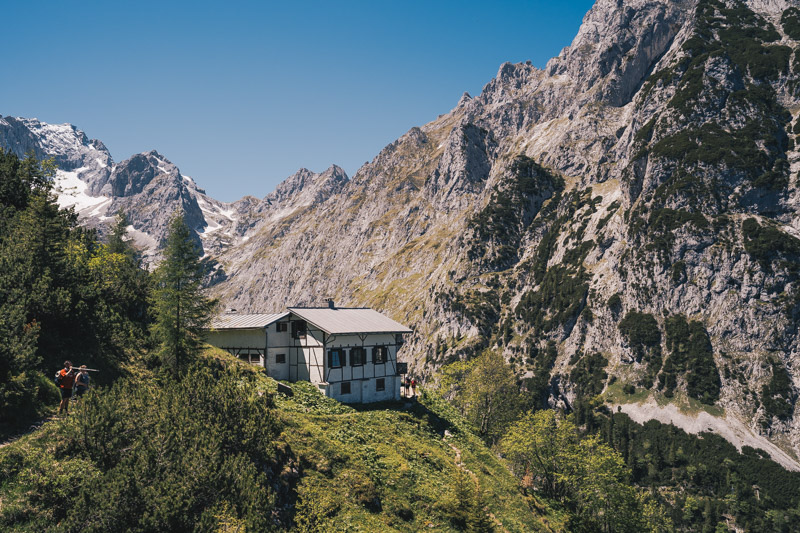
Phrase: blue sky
[{"left": 3, "top": 1, "right": 594, "bottom": 202}]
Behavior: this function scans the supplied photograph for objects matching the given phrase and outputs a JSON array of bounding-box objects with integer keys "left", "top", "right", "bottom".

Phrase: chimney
[{"left": 326, "top": 298, "right": 335, "bottom": 309}]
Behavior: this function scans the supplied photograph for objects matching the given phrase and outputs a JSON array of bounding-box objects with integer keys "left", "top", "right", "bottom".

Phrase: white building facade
[{"left": 205, "top": 304, "right": 411, "bottom": 403}]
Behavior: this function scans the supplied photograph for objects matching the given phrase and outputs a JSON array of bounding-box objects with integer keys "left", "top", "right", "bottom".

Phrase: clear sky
[{"left": 3, "top": 1, "right": 595, "bottom": 202}]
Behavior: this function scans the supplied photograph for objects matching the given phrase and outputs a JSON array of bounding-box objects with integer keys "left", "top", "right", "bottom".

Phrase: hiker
[
  {"left": 74, "top": 365, "right": 90, "bottom": 399},
  {"left": 404, "top": 377, "right": 410, "bottom": 397},
  {"left": 55, "top": 361, "right": 76, "bottom": 414},
  {"left": 410, "top": 378, "right": 417, "bottom": 398}
]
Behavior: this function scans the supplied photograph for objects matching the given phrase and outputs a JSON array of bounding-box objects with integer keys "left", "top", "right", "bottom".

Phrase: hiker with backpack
[
  {"left": 55, "top": 361, "right": 76, "bottom": 414},
  {"left": 74, "top": 365, "right": 90, "bottom": 399}
]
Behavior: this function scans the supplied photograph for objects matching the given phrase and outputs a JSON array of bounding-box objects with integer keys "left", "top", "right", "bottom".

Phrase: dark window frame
[
  {"left": 350, "top": 346, "right": 366, "bottom": 366},
  {"left": 341, "top": 381, "right": 351, "bottom": 395},
  {"left": 276, "top": 322, "right": 288, "bottom": 332},
  {"left": 275, "top": 353, "right": 286, "bottom": 364},
  {"left": 237, "top": 350, "right": 261, "bottom": 365},
  {"left": 376, "top": 378, "right": 385, "bottom": 391},
  {"left": 328, "top": 348, "right": 345, "bottom": 368},
  {"left": 292, "top": 320, "right": 307, "bottom": 339},
  {"left": 372, "top": 345, "right": 388, "bottom": 364}
]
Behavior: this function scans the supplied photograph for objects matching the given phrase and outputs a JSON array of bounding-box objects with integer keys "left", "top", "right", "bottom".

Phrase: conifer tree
[
  {"left": 107, "top": 209, "right": 136, "bottom": 259},
  {"left": 150, "top": 214, "right": 216, "bottom": 375}
]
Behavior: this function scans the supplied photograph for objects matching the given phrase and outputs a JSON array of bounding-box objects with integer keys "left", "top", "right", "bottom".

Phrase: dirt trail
[
  {"left": 0, "top": 415, "right": 57, "bottom": 450},
  {"left": 444, "top": 432, "right": 510, "bottom": 533}
]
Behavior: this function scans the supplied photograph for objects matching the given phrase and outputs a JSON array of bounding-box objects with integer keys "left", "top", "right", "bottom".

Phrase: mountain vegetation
[
  {"left": 4, "top": 0, "right": 800, "bottom": 531},
  {"left": 0, "top": 150, "right": 149, "bottom": 431}
]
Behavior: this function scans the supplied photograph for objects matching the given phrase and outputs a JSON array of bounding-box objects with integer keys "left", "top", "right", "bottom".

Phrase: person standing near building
[
  {"left": 55, "top": 361, "right": 76, "bottom": 414},
  {"left": 74, "top": 365, "right": 90, "bottom": 399}
]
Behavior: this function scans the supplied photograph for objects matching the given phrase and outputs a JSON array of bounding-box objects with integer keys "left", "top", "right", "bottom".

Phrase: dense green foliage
[
  {"left": 618, "top": 311, "right": 662, "bottom": 386},
  {"left": 467, "top": 156, "right": 564, "bottom": 270},
  {"left": 761, "top": 360, "right": 795, "bottom": 423},
  {"left": 660, "top": 315, "right": 721, "bottom": 404},
  {"left": 0, "top": 150, "right": 149, "bottom": 430},
  {"left": 437, "top": 349, "right": 522, "bottom": 444},
  {"left": 595, "top": 411, "right": 800, "bottom": 532},
  {"left": 1, "top": 349, "right": 555, "bottom": 532},
  {"left": 520, "top": 340, "right": 559, "bottom": 411},
  {"left": 0, "top": 360, "right": 281, "bottom": 532},
  {"left": 742, "top": 217, "right": 800, "bottom": 269},
  {"left": 149, "top": 214, "right": 217, "bottom": 376},
  {"left": 782, "top": 7, "right": 800, "bottom": 40},
  {"left": 618, "top": 312, "right": 661, "bottom": 355},
  {"left": 569, "top": 352, "right": 609, "bottom": 398},
  {"left": 501, "top": 411, "right": 667, "bottom": 533}
]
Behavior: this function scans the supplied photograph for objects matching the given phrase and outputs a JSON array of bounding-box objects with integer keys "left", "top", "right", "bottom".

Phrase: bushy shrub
[{"left": 0, "top": 362, "right": 281, "bottom": 532}]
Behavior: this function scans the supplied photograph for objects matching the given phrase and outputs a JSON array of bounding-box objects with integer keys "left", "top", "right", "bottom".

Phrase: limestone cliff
[
  {"left": 209, "top": 0, "right": 800, "bottom": 467},
  {"left": 3, "top": 0, "right": 800, "bottom": 469}
]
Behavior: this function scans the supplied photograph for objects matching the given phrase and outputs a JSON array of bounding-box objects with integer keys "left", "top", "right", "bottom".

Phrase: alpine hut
[{"left": 205, "top": 300, "right": 412, "bottom": 403}]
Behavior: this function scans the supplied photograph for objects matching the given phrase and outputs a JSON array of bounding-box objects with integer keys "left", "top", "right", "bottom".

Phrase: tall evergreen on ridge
[{"left": 150, "top": 214, "right": 217, "bottom": 375}]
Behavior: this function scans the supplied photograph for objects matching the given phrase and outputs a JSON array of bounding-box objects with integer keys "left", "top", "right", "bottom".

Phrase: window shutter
[
  {"left": 341, "top": 350, "right": 346, "bottom": 367},
  {"left": 371, "top": 347, "right": 376, "bottom": 364}
]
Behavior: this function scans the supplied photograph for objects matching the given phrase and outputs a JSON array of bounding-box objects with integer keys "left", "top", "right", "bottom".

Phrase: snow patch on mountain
[{"left": 53, "top": 168, "right": 111, "bottom": 218}]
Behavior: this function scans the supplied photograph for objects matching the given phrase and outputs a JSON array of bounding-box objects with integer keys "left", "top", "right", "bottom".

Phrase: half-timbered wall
[
  {"left": 321, "top": 332, "right": 401, "bottom": 402},
  {"left": 206, "top": 316, "right": 405, "bottom": 403}
]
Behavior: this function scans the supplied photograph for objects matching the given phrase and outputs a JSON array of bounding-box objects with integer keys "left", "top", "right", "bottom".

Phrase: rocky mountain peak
[
  {"left": 0, "top": 116, "right": 114, "bottom": 194},
  {"left": 102, "top": 150, "right": 180, "bottom": 198},
  {"left": 546, "top": 0, "right": 696, "bottom": 107},
  {"left": 257, "top": 164, "right": 349, "bottom": 216}
]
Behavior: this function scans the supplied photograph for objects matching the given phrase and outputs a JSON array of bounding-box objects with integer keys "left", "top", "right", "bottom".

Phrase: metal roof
[
  {"left": 208, "top": 312, "right": 288, "bottom": 330},
  {"left": 288, "top": 307, "right": 413, "bottom": 335}
]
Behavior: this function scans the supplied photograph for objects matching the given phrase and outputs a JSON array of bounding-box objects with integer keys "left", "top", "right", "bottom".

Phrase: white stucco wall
[{"left": 321, "top": 333, "right": 401, "bottom": 403}]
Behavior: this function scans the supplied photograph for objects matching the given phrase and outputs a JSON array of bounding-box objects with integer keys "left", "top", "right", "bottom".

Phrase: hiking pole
[{"left": 73, "top": 368, "right": 100, "bottom": 372}]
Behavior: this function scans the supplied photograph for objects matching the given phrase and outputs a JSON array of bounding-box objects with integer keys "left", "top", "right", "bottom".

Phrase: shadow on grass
[{"left": 346, "top": 397, "right": 456, "bottom": 438}]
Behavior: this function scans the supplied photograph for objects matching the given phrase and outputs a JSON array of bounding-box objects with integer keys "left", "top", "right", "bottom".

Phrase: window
[
  {"left": 350, "top": 347, "right": 366, "bottom": 366},
  {"left": 341, "top": 381, "right": 351, "bottom": 395},
  {"left": 292, "top": 320, "right": 307, "bottom": 339},
  {"left": 275, "top": 353, "right": 286, "bottom": 364},
  {"left": 276, "top": 322, "right": 287, "bottom": 332},
  {"left": 372, "top": 346, "right": 388, "bottom": 364},
  {"left": 328, "top": 348, "right": 345, "bottom": 368},
  {"left": 237, "top": 350, "right": 261, "bottom": 365},
  {"left": 376, "top": 378, "right": 385, "bottom": 391}
]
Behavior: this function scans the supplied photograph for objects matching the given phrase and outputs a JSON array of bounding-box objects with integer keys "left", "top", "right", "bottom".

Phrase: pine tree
[
  {"left": 150, "top": 214, "right": 216, "bottom": 375},
  {"left": 107, "top": 209, "right": 136, "bottom": 260}
]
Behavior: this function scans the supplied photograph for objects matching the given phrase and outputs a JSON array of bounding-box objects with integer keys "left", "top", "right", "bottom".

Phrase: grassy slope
[
  {"left": 0, "top": 347, "right": 562, "bottom": 532},
  {"left": 258, "top": 371, "right": 563, "bottom": 531}
]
